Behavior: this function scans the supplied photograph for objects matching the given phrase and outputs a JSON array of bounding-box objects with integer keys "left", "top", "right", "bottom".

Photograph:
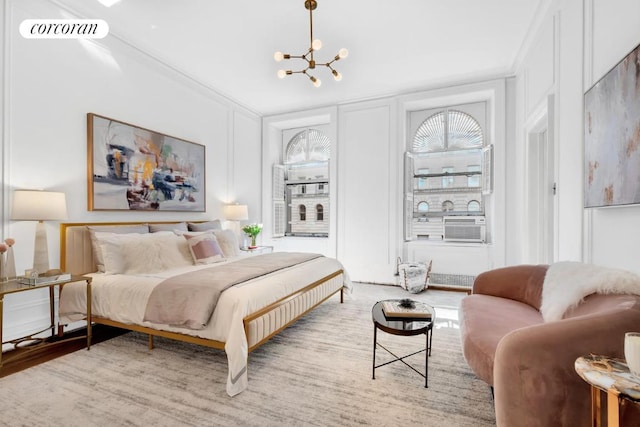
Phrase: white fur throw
[{"left": 541, "top": 261, "right": 640, "bottom": 322}]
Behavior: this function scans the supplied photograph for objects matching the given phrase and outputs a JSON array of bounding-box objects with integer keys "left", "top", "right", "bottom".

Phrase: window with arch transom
[{"left": 404, "top": 102, "right": 489, "bottom": 242}]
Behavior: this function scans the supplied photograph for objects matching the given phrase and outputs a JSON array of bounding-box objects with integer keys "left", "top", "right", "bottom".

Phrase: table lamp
[
  {"left": 223, "top": 203, "right": 248, "bottom": 246},
  {"left": 11, "top": 190, "right": 68, "bottom": 274}
]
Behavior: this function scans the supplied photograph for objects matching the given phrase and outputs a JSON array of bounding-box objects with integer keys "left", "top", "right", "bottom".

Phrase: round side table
[{"left": 371, "top": 299, "right": 435, "bottom": 387}]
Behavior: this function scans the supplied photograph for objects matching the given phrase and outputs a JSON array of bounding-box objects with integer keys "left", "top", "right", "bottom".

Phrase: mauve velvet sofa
[{"left": 460, "top": 264, "right": 640, "bottom": 427}]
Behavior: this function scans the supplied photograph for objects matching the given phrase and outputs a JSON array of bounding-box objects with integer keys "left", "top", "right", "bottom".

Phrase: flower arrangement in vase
[{"left": 242, "top": 223, "right": 263, "bottom": 249}]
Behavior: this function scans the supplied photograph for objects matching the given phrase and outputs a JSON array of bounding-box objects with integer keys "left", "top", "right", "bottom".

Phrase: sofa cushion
[
  {"left": 461, "top": 294, "right": 543, "bottom": 385},
  {"left": 564, "top": 293, "right": 640, "bottom": 320},
  {"left": 473, "top": 264, "right": 548, "bottom": 311}
]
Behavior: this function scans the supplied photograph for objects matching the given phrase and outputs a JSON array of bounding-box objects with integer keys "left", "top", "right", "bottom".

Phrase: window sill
[{"left": 406, "top": 239, "right": 490, "bottom": 247}]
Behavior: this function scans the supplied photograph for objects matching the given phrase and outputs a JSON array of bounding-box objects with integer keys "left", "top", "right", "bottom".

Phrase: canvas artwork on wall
[
  {"left": 584, "top": 42, "right": 640, "bottom": 208},
  {"left": 87, "top": 113, "right": 206, "bottom": 211}
]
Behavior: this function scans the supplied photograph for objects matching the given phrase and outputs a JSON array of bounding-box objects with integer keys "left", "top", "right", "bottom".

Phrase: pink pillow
[{"left": 184, "top": 233, "right": 224, "bottom": 264}]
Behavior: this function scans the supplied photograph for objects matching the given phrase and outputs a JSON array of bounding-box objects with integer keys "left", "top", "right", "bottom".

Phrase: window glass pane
[
  {"left": 468, "top": 200, "right": 481, "bottom": 212},
  {"left": 442, "top": 167, "right": 454, "bottom": 188},
  {"left": 417, "top": 201, "right": 429, "bottom": 212},
  {"left": 299, "top": 205, "right": 306, "bottom": 221},
  {"left": 412, "top": 112, "right": 445, "bottom": 152},
  {"left": 417, "top": 168, "right": 429, "bottom": 189},
  {"left": 307, "top": 129, "right": 331, "bottom": 161},
  {"left": 447, "top": 110, "right": 484, "bottom": 149},
  {"left": 467, "top": 165, "right": 481, "bottom": 187},
  {"left": 285, "top": 129, "right": 330, "bottom": 164},
  {"left": 285, "top": 131, "right": 308, "bottom": 164}
]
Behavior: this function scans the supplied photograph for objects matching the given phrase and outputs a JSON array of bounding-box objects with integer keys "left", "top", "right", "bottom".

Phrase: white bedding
[{"left": 59, "top": 254, "right": 350, "bottom": 396}]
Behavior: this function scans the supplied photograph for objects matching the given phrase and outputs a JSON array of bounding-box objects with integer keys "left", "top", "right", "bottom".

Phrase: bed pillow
[
  {"left": 184, "top": 232, "right": 225, "bottom": 264},
  {"left": 88, "top": 225, "right": 150, "bottom": 272},
  {"left": 187, "top": 220, "right": 222, "bottom": 232},
  {"left": 149, "top": 222, "right": 188, "bottom": 233},
  {"left": 212, "top": 229, "right": 240, "bottom": 258},
  {"left": 95, "top": 231, "right": 193, "bottom": 274}
]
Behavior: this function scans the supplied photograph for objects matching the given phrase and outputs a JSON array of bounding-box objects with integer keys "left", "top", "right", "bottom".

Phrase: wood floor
[{"left": 0, "top": 325, "right": 127, "bottom": 378}]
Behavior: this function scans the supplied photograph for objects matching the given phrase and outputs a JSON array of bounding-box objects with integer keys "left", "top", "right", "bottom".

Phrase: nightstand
[
  {"left": 240, "top": 246, "right": 274, "bottom": 255},
  {"left": 0, "top": 275, "right": 92, "bottom": 368}
]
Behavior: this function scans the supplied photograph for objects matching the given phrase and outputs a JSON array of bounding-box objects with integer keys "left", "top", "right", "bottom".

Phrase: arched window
[
  {"left": 417, "top": 201, "right": 429, "bottom": 212},
  {"left": 412, "top": 110, "right": 483, "bottom": 153},
  {"left": 405, "top": 102, "right": 488, "bottom": 243},
  {"left": 285, "top": 129, "right": 331, "bottom": 164},
  {"left": 276, "top": 126, "right": 331, "bottom": 238},
  {"left": 467, "top": 200, "right": 481, "bottom": 212},
  {"left": 442, "top": 200, "right": 454, "bottom": 212},
  {"left": 316, "top": 204, "right": 324, "bottom": 221}
]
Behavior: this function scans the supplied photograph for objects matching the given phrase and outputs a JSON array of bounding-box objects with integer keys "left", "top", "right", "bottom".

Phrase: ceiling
[{"left": 55, "top": 0, "right": 545, "bottom": 116}]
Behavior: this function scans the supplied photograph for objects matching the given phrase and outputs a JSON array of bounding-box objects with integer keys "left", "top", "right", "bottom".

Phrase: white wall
[
  {"left": 513, "top": 0, "right": 640, "bottom": 273},
  {"left": 337, "top": 98, "right": 398, "bottom": 283},
  {"left": 1, "top": 0, "right": 261, "bottom": 342}
]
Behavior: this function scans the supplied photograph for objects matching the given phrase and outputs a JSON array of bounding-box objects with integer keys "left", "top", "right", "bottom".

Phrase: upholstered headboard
[{"left": 59, "top": 221, "right": 210, "bottom": 275}]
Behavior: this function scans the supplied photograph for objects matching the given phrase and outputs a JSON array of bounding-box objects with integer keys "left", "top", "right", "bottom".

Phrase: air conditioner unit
[{"left": 443, "top": 216, "right": 486, "bottom": 243}]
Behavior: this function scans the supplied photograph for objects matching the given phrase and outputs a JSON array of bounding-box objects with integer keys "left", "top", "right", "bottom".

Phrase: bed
[{"left": 57, "top": 221, "right": 350, "bottom": 396}]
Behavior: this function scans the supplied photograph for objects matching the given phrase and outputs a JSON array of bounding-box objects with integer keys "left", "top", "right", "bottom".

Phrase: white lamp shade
[
  {"left": 223, "top": 204, "right": 248, "bottom": 221},
  {"left": 11, "top": 190, "right": 68, "bottom": 221}
]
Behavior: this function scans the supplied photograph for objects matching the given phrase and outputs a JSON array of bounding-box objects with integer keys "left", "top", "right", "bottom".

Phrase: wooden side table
[
  {"left": 575, "top": 355, "right": 640, "bottom": 427},
  {"left": 0, "top": 275, "right": 92, "bottom": 368}
]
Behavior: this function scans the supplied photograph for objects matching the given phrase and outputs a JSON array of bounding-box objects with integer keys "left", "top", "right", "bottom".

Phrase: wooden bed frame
[{"left": 59, "top": 221, "right": 345, "bottom": 352}]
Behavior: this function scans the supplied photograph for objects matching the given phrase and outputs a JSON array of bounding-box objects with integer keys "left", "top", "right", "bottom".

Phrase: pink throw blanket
[{"left": 143, "top": 252, "right": 322, "bottom": 329}]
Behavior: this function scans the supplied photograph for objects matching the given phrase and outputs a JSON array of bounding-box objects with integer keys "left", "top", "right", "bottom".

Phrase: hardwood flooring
[{"left": 0, "top": 325, "right": 127, "bottom": 378}]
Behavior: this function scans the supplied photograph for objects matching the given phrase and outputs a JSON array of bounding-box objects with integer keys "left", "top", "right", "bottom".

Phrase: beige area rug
[{"left": 0, "top": 283, "right": 495, "bottom": 427}]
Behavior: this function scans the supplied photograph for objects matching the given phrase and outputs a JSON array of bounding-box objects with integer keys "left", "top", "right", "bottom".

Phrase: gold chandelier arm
[{"left": 308, "top": 1, "right": 315, "bottom": 62}]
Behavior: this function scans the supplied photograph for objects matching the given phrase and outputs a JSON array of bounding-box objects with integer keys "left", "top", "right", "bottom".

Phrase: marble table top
[{"left": 575, "top": 355, "right": 640, "bottom": 401}]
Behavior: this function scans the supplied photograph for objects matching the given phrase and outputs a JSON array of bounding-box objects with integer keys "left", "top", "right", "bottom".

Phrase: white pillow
[
  {"left": 212, "top": 229, "right": 240, "bottom": 257},
  {"left": 95, "top": 231, "right": 193, "bottom": 274},
  {"left": 88, "top": 224, "right": 149, "bottom": 272},
  {"left": 184, "top": 232, "right": 225, "bottom": 264}
]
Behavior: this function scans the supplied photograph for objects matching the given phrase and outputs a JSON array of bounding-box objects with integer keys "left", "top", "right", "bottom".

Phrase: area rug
[{"left": 0, "top": 283, "right": 495, "bottom": 426}]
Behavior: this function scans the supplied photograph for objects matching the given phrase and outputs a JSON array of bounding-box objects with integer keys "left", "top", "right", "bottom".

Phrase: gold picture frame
[{"left": 87, "top": 113, "right": 206, "bottom": 211}]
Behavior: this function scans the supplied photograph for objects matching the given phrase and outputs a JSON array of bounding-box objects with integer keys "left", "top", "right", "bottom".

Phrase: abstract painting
[
  {"left": 584, "top": 42, "right": 640, "bottom": 208},
  {"left": 87, "top": 113, "right": 205, "bottom": 211}
]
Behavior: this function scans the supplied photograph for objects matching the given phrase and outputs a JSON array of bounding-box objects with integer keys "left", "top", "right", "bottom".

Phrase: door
[{"left": 526, "top": 95, "right": 556, "bottom": 264}]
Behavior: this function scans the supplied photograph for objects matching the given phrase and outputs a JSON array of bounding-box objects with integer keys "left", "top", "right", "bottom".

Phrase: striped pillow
[{"left": 184, "top": 232, "right": 225, "bottom": 264}]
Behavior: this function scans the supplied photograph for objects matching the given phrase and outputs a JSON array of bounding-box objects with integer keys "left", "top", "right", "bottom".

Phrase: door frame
[{"left": 524, "top": 94, "right": 557, "bottom": 264}]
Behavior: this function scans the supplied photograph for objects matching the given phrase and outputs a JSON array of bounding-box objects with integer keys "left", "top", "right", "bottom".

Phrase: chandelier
[{"left": 274, "top": 0, "right": 348, "bottom": 87}]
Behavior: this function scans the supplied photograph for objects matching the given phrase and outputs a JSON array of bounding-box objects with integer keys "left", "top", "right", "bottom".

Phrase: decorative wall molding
[
  {"left": 582, "top": 0, "right": 594, "bottom": 264},
  {"left": 1, "top": 0, "right": 9, "bottom": 239}
]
